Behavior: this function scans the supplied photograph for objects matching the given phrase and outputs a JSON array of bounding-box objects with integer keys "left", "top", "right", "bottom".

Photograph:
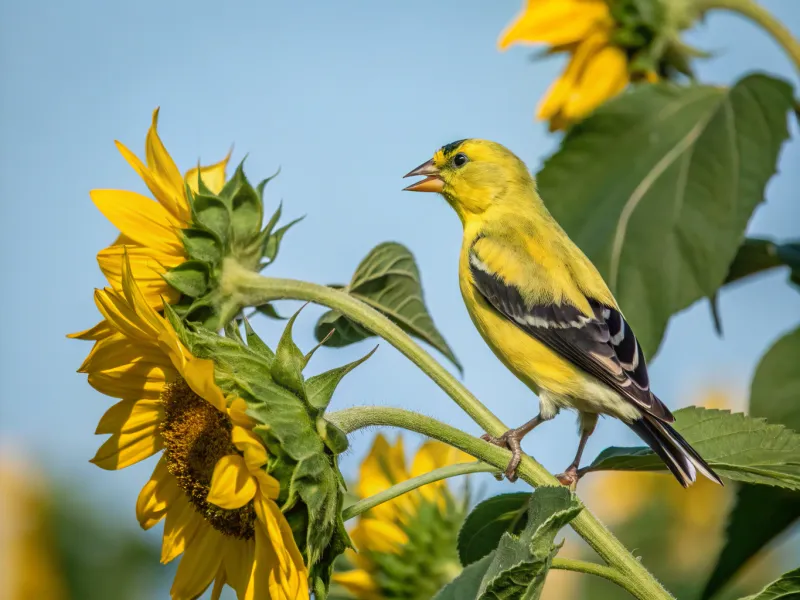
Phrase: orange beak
[{"left": 403, "top": 159, "right": 444, "bottom": 193}]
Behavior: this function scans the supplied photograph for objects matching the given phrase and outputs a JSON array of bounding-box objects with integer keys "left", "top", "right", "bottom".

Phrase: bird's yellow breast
[{"left": 458, "top": 238, "right": 582, "bottom": 399}]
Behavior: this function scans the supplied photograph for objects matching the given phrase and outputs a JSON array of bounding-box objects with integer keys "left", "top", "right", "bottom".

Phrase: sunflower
[
  {"left": 499, "top": 0, "right": 630, "bottom": 130},
  {"left": 90, "top": 108, "right": 229, "bottom": 311},
  {"left": 78, "top": 254, "right": 308, "bottom": 599},
  {"left": 332, "top": 434, "right": 471, "bottom": 600}
]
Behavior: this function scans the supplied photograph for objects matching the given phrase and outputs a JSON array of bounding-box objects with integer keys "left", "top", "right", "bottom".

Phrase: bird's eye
[{"left": 452, "top": 153, "right": 469, "bottom": 168}]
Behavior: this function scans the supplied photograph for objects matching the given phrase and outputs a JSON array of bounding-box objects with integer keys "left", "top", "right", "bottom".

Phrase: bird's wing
[{"left": 468, "top": 245, "right": 674, "bottom": 423}]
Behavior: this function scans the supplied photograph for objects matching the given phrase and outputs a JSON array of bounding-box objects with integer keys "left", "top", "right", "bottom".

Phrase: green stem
[
  {"left": 330, "top": 405, "right": 668, "bottom": 600},
  {"left": 695, "top": 0, "right": 800, "bottom": 73},
  {"left": 552, "top": 558, "right": 633, "bottom": 591},
  {"left": 342, "top": 461, "right": 497, "bottom": 522},
  {"left": 226, "top": 270, "right": 672, "bottom": 600}
]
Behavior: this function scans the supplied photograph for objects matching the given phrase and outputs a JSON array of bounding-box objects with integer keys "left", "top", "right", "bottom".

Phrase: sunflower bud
[
  {"left": 167, "top": 163, "right": 301, "bottom": 328},
  {"left": 166, "top": 305, "right": 371, "bottom": 596}
]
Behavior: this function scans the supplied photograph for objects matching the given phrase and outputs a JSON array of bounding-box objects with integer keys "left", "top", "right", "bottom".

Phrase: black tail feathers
[{"left": 628, "top": 415, "right": 722, "bottom": 488}]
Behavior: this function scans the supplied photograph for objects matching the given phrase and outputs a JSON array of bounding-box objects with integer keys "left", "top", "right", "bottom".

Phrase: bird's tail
[{"left": 628, "top": 415, "right": 722, "bottom": 487}]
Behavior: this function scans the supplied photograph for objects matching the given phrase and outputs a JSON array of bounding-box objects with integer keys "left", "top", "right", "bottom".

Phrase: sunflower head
[
  {"left": 333, "top": 435, "right": 471, "bottom": 600},
  {"left": 168, "top": 162, "right": 301, "bottom": 328},
  {"left": 168, "top": 303, "right": 373, "bottom": 595}
]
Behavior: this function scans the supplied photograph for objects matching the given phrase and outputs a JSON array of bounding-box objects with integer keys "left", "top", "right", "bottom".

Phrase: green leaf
[
  {"left": 256, "top": 168, "right": 281, "bottom": 202},
  {"left": 458, "top": 493, "right": 531, "bottom": 567},
  {"left": 313, "top": 242, "right": 462, "bottom": 371},
  {"left": 585, "top": 407, "right": 800, "bottom": 489},
  {"left": 162, "top": 261, "right": 210, "bottom": 297},
  {"left": 740, "top": 567, "right": 800, "bottom": 600},
  {"left": 703, "top": 327, "right": 800, "bottom": 599},
  {"left": 255, "top": 303, "right": 285, "bottom": 320},
  {"left": 192, "top": 194, "right": 231, "bottom": 243},
  {"left": 230, "top": 174, "right": 263, "bottom": 242},
  {"left": 270, "top": 308, "right": 307, "bottom": 398},
  {"left": 711, "top": 239, "right": 800, "bottom": 334},
  {"left": 537, "top": 74, "right": 794, "bottom": 358},
  {"left": 433, "top": 553, "right": 495, "bottom": 600},
  {"left": 316, "top": 418, "right": 349, "bottom": 455},
  {"left": 182, "top": 228, "right": 222, "bottom": 264},
  {"left": 477, "top": 487, "right": 582, "bottom": 600},
  {"left": 304, "top": 346, "right": 376, "bottom": 412}
]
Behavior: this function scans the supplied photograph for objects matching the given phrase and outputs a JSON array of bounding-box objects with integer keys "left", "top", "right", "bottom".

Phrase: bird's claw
[
  {"left": 480, "top": 429, "right": 523, "bottom": 483},
  {"left": 556, "top": 466, "right": 580, "bottom": 489}
]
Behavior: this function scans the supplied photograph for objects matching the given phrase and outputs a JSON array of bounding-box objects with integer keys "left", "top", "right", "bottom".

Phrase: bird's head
[{"left": 403, "top": 139, "right": 533, "bottom": 221}]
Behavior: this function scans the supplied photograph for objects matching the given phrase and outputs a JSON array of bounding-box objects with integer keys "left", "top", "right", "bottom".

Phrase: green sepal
[
  {"left": 223, "top": 320, "right": 244, "bottom": 344},
  {"left": 316, "top": 418, "right": 349, "bottom": 455},
  {"left": 242, "top": 317, "right": 274, "bottom": 362},
  {"left": 182, "top": 227, "right": 222, "bottom": 264},
  {"left": 191, "top": 193, "right": 231, "bottom": 244},
  {"left": 217, "top": 158, "right": 247, "bottom": 205},
  {"left": 270, "top": 308, "right": 308, "bottom": 399},
  {"left": 263, "top": 216, "right": 304, "bottom": 265},
  {"left": 305, "top": 346, "right": 377, "bottom": 412},
  {"left": 256, "top": 303, "right": 285, "bottom": 320},
  {"left": 162, "top": 261, "right": 210, "bottom": 297},
  {"left": 230, "top": 170, "right": 263, "bottom": 242},
  {"left": 256, "top": 167, "right": 281, "bottom": 200}
]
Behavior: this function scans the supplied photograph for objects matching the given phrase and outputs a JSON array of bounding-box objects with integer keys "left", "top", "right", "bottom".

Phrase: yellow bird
[{"left": 403, "top": 139, "right": 721, "bottom": 488}]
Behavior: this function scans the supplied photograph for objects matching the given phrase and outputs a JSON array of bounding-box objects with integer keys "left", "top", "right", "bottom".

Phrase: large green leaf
[
  {"left": 314, "top": 242, "right": 462, "bottom": 371},
  {"left": 740, "top": 567, "right": 800, "bottom": 600},
  {"left": 433, "top": 554, "right": 495, "bottom": 600},
  {"left": 711, "top": 239, "right": 800, "bottom": 333},
  {"left": 584, "top": 407, "right": 800, "bottom": 489},
  {"left": 458, "top": 493, "right": 531, "bottom": 566},
  {"left": 703, "top": 328, "right": 800, "bottom": 599},
  {"left": 538, "top": 74, "right": 794, "bottom": 358},
  {"left": 477, "top": 487, "right": 582, "bottom": 600}
]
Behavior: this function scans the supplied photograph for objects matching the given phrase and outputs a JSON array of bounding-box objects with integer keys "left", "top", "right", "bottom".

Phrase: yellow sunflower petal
[
  {"left": 95, "top": 399, "right": 164, "bottom": 435},
  {"left": 146, "top": 109, "right": 186, "bottom": 210},
  {"left": 411, "top": 440, "right": 473, "bottom": 503},
  {"left": 564, "top": 44, "right": 628, "bottom": 119},
  {"left": 98, "top": 244, "right": 182, "bottom": 308},
  {"left": 231, "top": 426, "right": 268, "bottom": 470},
  {"left": 250, "top": 496, "right": 309, "bottom": 600},
  {"left": 180, "top": 356, "right": 227, "bottom": 413},
  {"left": 222, "top": 536, "right": 255, "bottom": 597},
  {"left": 171, "top": 522, "right": 225, "bottom": 600},
  {"left": 331, "top": 570, "right": 381, "bottom": 600},
  {"left": 185, "top": 150, "right": 231, "bottom": 196},
  {"left": 162, "top": 495, "right": 203, "bottom": 563},
  {"left": 210, "top": 568, "right": 226, "bottom": 600},
  {"left": 87, "top": 362, "right": 171, "bottom": 400},
  {"left": 78, "top": 333, "right": 174, "bottom": 375},
  {"left": 94, "top": 287, "right": 159, "bottom": 343},
  {"left": 350, "top": 518, "right": 408, "bottom": 554},
  {"left": 68, "top": 319, "right": 114, "bottom": 341},
  {"left": 136, "top": 457, "right": 181, "bottom": 529},
  {"left": 228, "top": 397, "right": 256, "bottom": 428},
  {"left": 207, "top": 454, "right": 257, "bottom": 510},
  {"left": 498, "top": 0, "right": 610, "bottom": 49},
  {"left": 90, "top": 423, "right": 163, "bottom": 470},
  {"left": 91, "top": 189, "right": 184, "bottom": 255}
]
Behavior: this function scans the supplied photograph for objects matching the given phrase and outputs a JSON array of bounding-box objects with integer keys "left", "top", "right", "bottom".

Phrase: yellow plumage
[{"left": 403, "top": 139, "right": 721, "bottom": 488}]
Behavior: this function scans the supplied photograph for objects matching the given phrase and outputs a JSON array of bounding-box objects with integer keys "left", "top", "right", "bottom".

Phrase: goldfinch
[{"left": 403, "top": 139, "right": 721, "bottom": 488}]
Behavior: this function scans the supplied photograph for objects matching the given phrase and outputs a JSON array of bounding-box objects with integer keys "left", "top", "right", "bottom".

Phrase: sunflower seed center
[{"left": 160, "top": 379, "right": 255, "bottom": 539}]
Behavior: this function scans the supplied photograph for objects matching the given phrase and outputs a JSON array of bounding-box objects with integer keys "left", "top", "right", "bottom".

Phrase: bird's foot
[
  {"left": 480, "top": 429, "right": 524, "bottom": 483},
  {"left": 555, "top": 465, "right": 580, "bottom": 489}
]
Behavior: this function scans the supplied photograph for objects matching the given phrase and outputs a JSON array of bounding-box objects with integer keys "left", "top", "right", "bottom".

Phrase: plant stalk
[
  {"left": 695, "top": 0, "right": 800, "bottom": 73},
  {"left": 552, "top": 558, "right": 634, "bottom": 591},
  {"left": 226, "top": 269, "right": 673, "bottom": 600},
  {"left": 342, "top": 461, "right": 497, "bottom": 522}
]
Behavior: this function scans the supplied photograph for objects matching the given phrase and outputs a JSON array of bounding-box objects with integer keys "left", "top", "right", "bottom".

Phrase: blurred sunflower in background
[
  {"left": 499, "top": 0, "right": 702, "bottom": 129},
  {"left": 332, "top": 434, "right": 473, "bottom": 600},
  {"left": 73, "top": 255, "right": 307, "bottom": 599},
  {"left": 82, "top": 109, "right": 229, "bottom": 314}
]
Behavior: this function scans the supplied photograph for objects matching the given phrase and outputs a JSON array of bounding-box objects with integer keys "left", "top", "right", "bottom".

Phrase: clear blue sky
[{"left": 1, "top": 0, "right": 798, "bottom": 596}]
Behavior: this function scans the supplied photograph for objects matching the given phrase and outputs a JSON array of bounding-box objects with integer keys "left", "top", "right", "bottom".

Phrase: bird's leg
[
  {"left": 556, "top": 413, "right": 598, "bottom": 489},
  {"left": 481, "top": 415, "right": 544, "bottom": 483}
]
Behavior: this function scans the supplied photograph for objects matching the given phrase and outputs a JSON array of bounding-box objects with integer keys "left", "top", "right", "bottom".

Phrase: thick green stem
[
  {"left": 226, "top": 270, "right": 672, "bottom": 600},
  {"left": 695, "top": 0, "right": 800, "bottom": 73},
  {"left": 342, "top": 461, "right": 498, "bottom": 522},
  {"left": 551, "top": 558, "right": 633, "bottom": 591}
]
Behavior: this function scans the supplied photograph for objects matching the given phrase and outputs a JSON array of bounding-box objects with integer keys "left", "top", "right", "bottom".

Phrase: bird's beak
[{"left": 403, "top": 159, "right": 444, "bottom": 193}]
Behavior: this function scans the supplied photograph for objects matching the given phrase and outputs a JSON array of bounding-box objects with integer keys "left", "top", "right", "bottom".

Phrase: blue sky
[{"left": 1, "top": 0, "right": 798, "bottom": 595}]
